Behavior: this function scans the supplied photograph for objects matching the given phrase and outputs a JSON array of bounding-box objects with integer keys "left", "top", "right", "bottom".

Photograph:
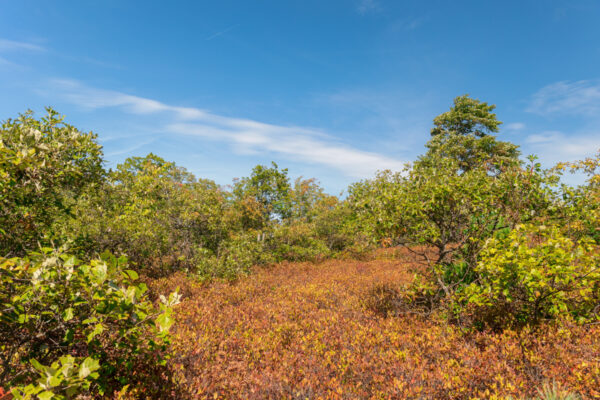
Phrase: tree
[
  {"left": 233, "top": 162, "right": 292, "bottom": 227},
  {"left": 0, "top": 109, "right": 104, "bottom": 256},
  {"left": 421, "top": 95, "right": 520, "bottom": 174},
  {"left": 289, "top": 176, "right": 327, "bottom": 222},
  {"left": 430, "top": 94, "right": 501, "bottom": 137},
  {"left": 62, "top": 154, "right": 227, "bottom": 276}
]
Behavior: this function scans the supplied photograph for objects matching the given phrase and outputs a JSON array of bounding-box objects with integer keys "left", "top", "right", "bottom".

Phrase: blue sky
[{"left": 1, "top": 0, "right": 599, "bottom": 193}]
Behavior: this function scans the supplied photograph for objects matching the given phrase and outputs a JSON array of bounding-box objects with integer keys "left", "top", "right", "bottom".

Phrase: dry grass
[{"left": 160, "top": 251, "right": 600, "bottom": 399}]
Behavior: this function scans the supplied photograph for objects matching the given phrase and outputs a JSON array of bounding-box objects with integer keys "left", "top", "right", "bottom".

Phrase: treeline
[
  {"left": 0, "top": 110, "right": 367, "bottom": 281},
  {"left": 1, "top": 96, "right": 599, "bottom": 398}
]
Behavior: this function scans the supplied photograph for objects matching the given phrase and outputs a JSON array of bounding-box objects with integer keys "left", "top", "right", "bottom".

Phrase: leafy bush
[
  {"left": 361, "top": 283, "right": 402, "bottom": 317},
  {"left": 196, "top": 233, "right": 274, "bottom": 281},
  {"left": 460, "top": 224, "right": 600, "bottom": 329},
  {"left": 554, "top": 152, "right": 600, "bottom": 244},
  {"left": 0, "top": 109, "right": 104, "bottom": 256},
  {"left": 0, "top": 249, "right": 179, "bottom": 398},
  {"left": 62, "top": 154, "right": 227, "bottom": 277},
  {"left": 269, "top": 223, "right": 330, "bottom": 262}
]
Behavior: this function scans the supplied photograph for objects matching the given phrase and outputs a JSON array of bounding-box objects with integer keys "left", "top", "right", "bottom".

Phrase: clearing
[{"left": 157, "top": 251, "right": 600, "bottom": 399}]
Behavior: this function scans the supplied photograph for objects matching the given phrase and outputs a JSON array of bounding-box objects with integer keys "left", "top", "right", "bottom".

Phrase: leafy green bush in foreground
[
  {"left": 0, "top": 249, "right": 180, "bottom": 398},
  {"left": 461, "top": 224, "right": 600, "bottom": 329}
]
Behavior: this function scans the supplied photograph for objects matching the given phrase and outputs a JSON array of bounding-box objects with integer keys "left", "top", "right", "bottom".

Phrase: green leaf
[
  {"left": 62, "top": 307, "right": 73, "bottom": 322},
  {"left": 156, "top": 313, "right": 173, "bottom": 333},
  {"left": 86, "top": 323, "right": 105, "bottom": 343},
  {"left": 124, "top": 269, "right": 139, "bottom": 281},
  {"left": 37, "top": 391, "right": 54, "bottom": 400},
  {"left": 30, "top": 358, "right": 46, "bottom": 373},
  {"left": 78, "top": 357, "right": 100, "bottom": 379}
]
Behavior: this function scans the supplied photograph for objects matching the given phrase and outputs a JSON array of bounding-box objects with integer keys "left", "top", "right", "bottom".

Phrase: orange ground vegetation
[{"left": 158, "top": 250, "right": 600, "bottom": 399}]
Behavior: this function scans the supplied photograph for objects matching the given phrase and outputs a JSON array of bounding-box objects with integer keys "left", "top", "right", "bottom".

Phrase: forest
[{"left": 1, "top": 95, "right": 599, "bottom": 399}]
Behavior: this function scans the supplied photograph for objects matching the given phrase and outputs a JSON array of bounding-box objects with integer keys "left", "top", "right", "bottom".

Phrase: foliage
[
  {"left": 232, "top": 162, "right": 292, "bottom": 226},
  {"left": 398, "top": 158, "right": 550, "bottom": 303},
  {"left": 554, "top": 152, "right": 600, "bottom": 243},
  {"left": 423, "top": 95, "right": 519, "bottom": 174},
  {"left": 431, "top": 94, "right": 502, "bottom": 137},
  {"left": 361, "top": 283, "right": 402, "bottom": 317},
  {"left": 0, "top": 109, "right": 104, "bottom": 256},
  {"left": 420, "top": 131, "right": 521, "bottom": 174},
  {"left": 196, "top": 233, "right": 273, "bottom": 281},
  {"left": 461, "top": 224, "right": 600, "bottom": 329},
  {"left": 168, "top": 256, "right": 599, "bottom": 399},
  {"left": 11, "top": 356, "right": 100, "bottom": 400},
  {"left": 61, "top": 154, "right": 227, "bottom": 277},
  {"left": 3, "top": 102, "right": 600, "bottom": 397},
  {"left": 0, "top": 249, "right": 179, "bottom": 398},
  {"left": 347, "top": 169, "right": 407, "bottom": 245},
  {"left": 268, "top": 222, "right": 330, "bottom": 263}
]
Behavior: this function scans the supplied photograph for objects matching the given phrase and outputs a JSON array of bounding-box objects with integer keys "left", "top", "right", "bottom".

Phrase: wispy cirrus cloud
[
  {"left": 527, "top": 80, "right": 600, "bottom": 116},
  {"left": 0, "top": 38, "right": 45, "bottom": 52},
  {"left": 205, "top": 25, "right": 238, "bottom": 41},
  {"left": 504, "top": 122, "right": 525, "bottom": 131},
  {"left": 356, "top": 0, "right": 381, "bottom": 14},
  {"left": 44, "top": 79, "right": 406, "bottom": 178},
  {"left": 524, "top": 130, "right": 600, "bottom": 165}
]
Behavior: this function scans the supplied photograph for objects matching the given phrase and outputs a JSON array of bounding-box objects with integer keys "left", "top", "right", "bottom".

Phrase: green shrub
[
  {"left": 0, "top": 249, "right": 179, "bottom": 398},
  {"left": 196, "top": 233, "right": 274, "bottom": 281},
  {"left": 61, "top": 154, "right": 227, "bottom": 277},
  {"left": 460, "top": 224, "right": 600, "bottom": 329},
  {"left": 532, "top": 382, "right": 581, "bottom": 400},
  {"left": 0, "top": 109, "right": 104, "bottom": 256},
  {"left": 269, "top": 223, "right": 330, "bottom": 262}
]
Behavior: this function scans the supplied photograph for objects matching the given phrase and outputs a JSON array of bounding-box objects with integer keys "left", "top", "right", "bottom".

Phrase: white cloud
[
  {"left": 504, "top": 122, "right": 525, "bottom": 131},
  {"left": 46, "top": 79, "right": 406, "bottom": 178},
  {"left": 0, "top": 38, "right": 45, "bottom": 52},
  {"left": 389, "top": 17, "right": 424, "bottom": 31},
  {"left": 357, "top": 0, "right": 381, "bottom": 14},
  {"left": 527, "top": 80, "right": 600, "bottom": 116},
  {"left": 206, "top": 25, "right": 238, "bottom": 41},
  {"left": 524, "top": 130, "right": 600, "bottom": 165}
]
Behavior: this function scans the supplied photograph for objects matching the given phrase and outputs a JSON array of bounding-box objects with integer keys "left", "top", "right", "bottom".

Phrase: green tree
[
  {"left": 430, "top": 94, "right": 501, "bottom": 137},
  {"left": 233, "top": 162, "right": 292, "bottom": 227},
  {"left": 62, "top": 154, "right": 227, "bottom": 276},
  {"left": 0, "top": 109, "right": 104, "bottom": 256},
  {"left": 422, "top": 95, "right": 519, "bottom": 173},
  {"left": 347, "top": 169, "right": 408, "bottom": 245}
]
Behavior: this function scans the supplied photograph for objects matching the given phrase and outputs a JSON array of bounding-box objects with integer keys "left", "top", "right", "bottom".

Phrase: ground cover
[{"left": 157, "top": 251, "right": 600, "bottom": 399}]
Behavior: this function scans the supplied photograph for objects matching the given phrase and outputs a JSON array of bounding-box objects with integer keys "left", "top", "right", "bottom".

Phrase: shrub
[
  {"left": 362, "top": 283, "right": 402, "bottom": 317},
  {"left": 532, "top": 382, "right": 581, "bottom": 400},
  {"left": 61, "top": 154, "right": 227, "bottom": 277},
  {"left": 460, "top": 224, "right": 600, "bottom": 329},
  {"left": 0, "top": 249, "right": 179, "bottom": 398},
  {"left": 269, "top": 223, "right": 330, "bottom": 262},
  {"left": 196, "top": 233, "right": 274, "bottom": 281},
  {"left": 0, "top": 109, "right": 104, "bottom": 256}
]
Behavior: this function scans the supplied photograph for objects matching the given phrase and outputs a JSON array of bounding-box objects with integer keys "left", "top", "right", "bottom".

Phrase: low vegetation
[
  {"left": 1, "top": 95, "right": 599, "bottom": 398},
  {"left": 162, "top": 254, "right": 599, "bottom": 399}
]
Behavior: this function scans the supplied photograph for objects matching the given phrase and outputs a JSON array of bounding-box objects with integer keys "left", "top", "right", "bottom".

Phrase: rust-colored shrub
[
  {"left": 160, "top": 255, "right": 600, "bottom": 399},
  {"left": 361, "top": 283, "right": 402, "bottom": 317}
]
